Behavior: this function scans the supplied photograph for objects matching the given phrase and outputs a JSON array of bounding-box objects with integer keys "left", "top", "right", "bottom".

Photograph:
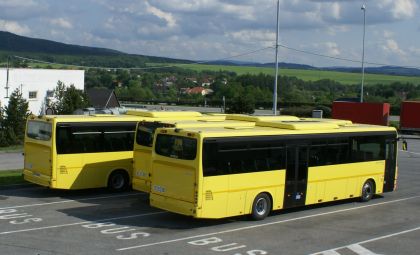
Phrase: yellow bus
[
  {"left": 132, "top": 118, "right": 257, "bottom": 193},
  {"left": 23, "top": 111, "right": 205, "bottom": 191},
  {"left": 149, "top": 120, "right": 398, "bottom": 220}
]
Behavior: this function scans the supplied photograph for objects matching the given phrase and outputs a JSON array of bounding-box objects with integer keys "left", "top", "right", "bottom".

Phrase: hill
[
  {"left": 0, "top": 31, "right": 190, "bottom": 67},
  {"left": 1, "top": 31, "right": 419, "bottom": 78},
  {"left": 205, "top": 59, "right": 420, "bottom": 77},
  {"left": 0, "top": 31, "right": 121, "bottom": 56}
]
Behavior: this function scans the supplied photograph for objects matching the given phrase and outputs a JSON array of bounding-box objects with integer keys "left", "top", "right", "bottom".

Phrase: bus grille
[{"left": 205, "top": 190, "right": 213, "bottom": 200}]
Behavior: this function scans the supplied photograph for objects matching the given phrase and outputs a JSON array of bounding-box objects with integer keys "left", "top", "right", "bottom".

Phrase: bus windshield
[
  {"left": 155, "top": 134, "right": 197, "bottom": 160},
  {"left": 27, "top": 120, "right": 52, "bottom": 141},
  {"left": 136, "top": 122, "right": 175, "bottom": 147}
]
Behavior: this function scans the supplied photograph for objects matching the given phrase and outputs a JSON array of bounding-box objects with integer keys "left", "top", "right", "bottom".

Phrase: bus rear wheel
[
  {"left": 108, "top": 170, "right": 129, "bottom": 192},
  {"left": 251, "top": 193, "right": 271, "bottom": 220},
  {"left": 361, "top": 179, "right": 375, "bottom": 202}
]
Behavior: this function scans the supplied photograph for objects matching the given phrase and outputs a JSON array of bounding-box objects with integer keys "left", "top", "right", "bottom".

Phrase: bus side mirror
[{"left": 402, "top": 140, "right": 408, "bottom": 151}]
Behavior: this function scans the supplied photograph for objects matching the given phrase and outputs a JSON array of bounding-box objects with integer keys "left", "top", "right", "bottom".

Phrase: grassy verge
[
  {"left": 0, "top": 169, "right": 26, "bottom": 186},
  {"left": 148, "top": 63, "right": 420, "bottom": 85},
  {"left": 0, "top": 145, "right": 23, "bottom": 153}
]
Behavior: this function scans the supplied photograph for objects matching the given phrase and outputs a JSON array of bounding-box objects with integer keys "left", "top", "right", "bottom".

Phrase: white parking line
[
  {"left": 309, "top": 225, "right": 420, "bottom": 255},
  {"left": 0, "top": 211, "right": 166, "bottom": 235},
  {"left": 117, "top": 195, "right": 420, "bottom": 251},
  {"left": 0, "top": 193, "right": 145, "bottom": 210},
  {"left": 399, "top": 150, "right": 420, "bottom": 156}
]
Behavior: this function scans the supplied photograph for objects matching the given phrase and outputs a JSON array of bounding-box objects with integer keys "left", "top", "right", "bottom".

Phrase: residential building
[{"left": 0, "top": 68, "right": 84, "bottom": 115}]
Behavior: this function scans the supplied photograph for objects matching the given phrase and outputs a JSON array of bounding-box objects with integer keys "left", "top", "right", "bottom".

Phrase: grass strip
[
  {"left": 0, "top": 145, "right": 23, "bottom": 153},
  {"left": 0, "top": 169, "right": 26, "bottom": 186}
]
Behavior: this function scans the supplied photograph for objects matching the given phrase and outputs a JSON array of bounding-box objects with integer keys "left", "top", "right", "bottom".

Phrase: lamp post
[
  {"left": 273, "top": 0, "right": 280, "bottom": 115},
  {"left": 360, "top": 4, "right": 366, "bottom": 103}
]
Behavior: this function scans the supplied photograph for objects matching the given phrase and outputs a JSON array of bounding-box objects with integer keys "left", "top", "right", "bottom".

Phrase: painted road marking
[
  {"left": 117, "top": 195, "right": 420, "bottom": 251},
  {"left": 309, "top": 226, "right": 420, "bottom": 255},
  {"left": 188, "top": 236, "right": 267, "bottom": 254},
  {"left": 0, "top": 192, "right": 144, "bottom": 210},
  {"left": 0, "top": 211, "right": 165, "bottom": 235},
  {"left": 399, "top": 150, "right": 420, "bottom": 156}
]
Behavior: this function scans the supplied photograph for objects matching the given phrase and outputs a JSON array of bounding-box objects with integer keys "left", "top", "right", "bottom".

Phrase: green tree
[
  {"left": 226, "top": 94, "right": 255, "bottom": 114},
  {"left": 2, "top": 89, "right": 29, "bottom": 144},
  {"left": 52, "top": 82, "right": 89, "bottom": 114},
  {"left": 51, "top": 80, "right": 66, "bottom": 113},
  {"left": 60, "top": 85, "right": 89, "bottom": 114}
]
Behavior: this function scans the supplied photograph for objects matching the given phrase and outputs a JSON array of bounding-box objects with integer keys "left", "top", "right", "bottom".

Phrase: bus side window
[{"left": 56, "top": 128, "right": 71, "bottom": 154}]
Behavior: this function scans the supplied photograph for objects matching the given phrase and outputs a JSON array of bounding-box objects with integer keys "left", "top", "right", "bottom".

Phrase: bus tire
[
  {"left": 251, "top": 193, "right": 271, "bottom": 220},
  {"left": 108, "top": 170, "right": 129, "bottom": 192},
  {"left": 360, "top": 179, "right": 375, "bottom": 202}
]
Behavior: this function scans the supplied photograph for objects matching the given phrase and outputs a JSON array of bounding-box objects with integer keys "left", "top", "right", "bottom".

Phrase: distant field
[{"left": 152, "top": 63, "right": 420, "bottom": 85}]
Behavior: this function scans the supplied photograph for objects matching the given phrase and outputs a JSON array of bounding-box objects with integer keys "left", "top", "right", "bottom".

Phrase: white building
[{"left": 0, "top": 68, "right": 84, "bottom": 115}]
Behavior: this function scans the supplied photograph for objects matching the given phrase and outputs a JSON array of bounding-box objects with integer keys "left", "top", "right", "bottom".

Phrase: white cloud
[
  {"left": 227, "top": 29, "right": 275, "bottom": 45},
  {"left": 392, "top": 0, "right": 417, "bottom": 19},
  {"left": 146, "top": 1, "right": 177, "bottom": 28},
  {"left": 383, "top": 30, "right": 394, "bottom": 39},
  {"left": 408, "top": 47, "right": 420, "bottom": 56},
  {"left": 325, "top": 42, "right": 340, "bottom": 56},
  {"left": 378, "top": 0, "right": 418, "bottom": 19},
  {"left": 220, "top": 3, "right": 256, "bottom": 21},
  {"left": 0, "top": 0, "right": 38, "bottom": 8},
  {"left": 382, "top": 39, "right": 406, "bottom": 56},
  {"left": 0, "top": 19, "right": 30, "bottom": 35},
  {"left": 49, "top": 18, "right": 73, "bottom": 29},
  {"left": 331, "top": 2, "right": 341, "bottom": 20}
]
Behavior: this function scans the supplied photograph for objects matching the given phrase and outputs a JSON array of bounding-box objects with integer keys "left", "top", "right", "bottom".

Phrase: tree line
[
  {"left": 84, "top": 69, "right": 420, "bottom": 114},
  {"left": 0, "top": 82, "right": 88, "bottom": 146}
]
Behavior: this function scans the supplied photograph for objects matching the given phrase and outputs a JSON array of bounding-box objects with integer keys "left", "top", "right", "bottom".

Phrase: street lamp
[
  {"left": 273, "top": 0, "right": 280, "bottom": 115},
  {"left": 360, "top": 4, "right": 366, "bottom": 103}
]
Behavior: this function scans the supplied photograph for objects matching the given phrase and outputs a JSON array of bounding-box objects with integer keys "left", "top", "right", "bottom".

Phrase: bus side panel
[
  {"left": 229, "top": 171, "right": 285, "bottom": 216},
  {"left": 200, "top": 176, "right": 229, "bottom": 218},
  {"left": 132, "top": 147, "right": 152, "bottom": 192},
  {"left": 306, "top": 161, "right": 385, "bottom": 205},
  {"left": 199, "top": 171, "right": 285, "bottom": 218},
  {"left": 56, "top": 152, "right": 132, "bottom": 189}
]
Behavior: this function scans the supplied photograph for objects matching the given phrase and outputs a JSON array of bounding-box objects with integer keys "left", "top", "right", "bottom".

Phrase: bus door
[
  {"left": 383, "top": 138, "right": 397, "bottom": 192},
  {"left": 284, "top": 144, "right": 308, "bottom": 208}
]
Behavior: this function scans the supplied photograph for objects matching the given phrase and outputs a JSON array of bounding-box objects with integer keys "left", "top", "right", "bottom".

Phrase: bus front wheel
[
  {"left": 360, "top": 179, "right": 375, "bottom": 202},
  {"left": 251, "top": 193, "right": 271, "bottom": 220},
  {"left": 108, "top": 170, "right": 129, "bottom": 192}
]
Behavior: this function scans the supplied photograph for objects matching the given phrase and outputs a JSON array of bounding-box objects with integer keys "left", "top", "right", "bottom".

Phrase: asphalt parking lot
[{"left": 1, "top": 140, "right": 419, "bottom": 255}]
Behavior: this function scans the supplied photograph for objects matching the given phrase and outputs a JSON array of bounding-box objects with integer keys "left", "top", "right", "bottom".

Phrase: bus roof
[
  {"left": 126, "top": 110, "right": 203, "bottom": 118},
  {"left": 226, "top": 114, "right": 300, "bottom": 122},
  {"left": 145, "top": 119, "right": 256, "bottom": 129},
  {"left": 27, "top": 111, "right": 227, "bottom": 123},
  {"left": 159, "top": 120, "right": 396, "bottom": 138},
  {"left": 300, "top": 118, "right": 353, "bottom": 126},
  {"left": 28, "top": 114, "right": 143, "bottom": 123}
]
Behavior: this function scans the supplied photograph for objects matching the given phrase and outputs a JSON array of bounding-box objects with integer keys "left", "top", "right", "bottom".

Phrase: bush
[
  {"left": 314, "top": 105, "right": 332, "bottom": 118},
  {"left": 281, "top": 106, "right": 314, "bottom": 117},
  {"left": 226, "top": 95, "right": 255, "bottom": 114},
  {"left": 0, "top": 128, "right": 18, "bottom": 147}
]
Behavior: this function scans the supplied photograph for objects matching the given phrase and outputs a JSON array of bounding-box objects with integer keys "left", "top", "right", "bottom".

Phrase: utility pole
[
  {"left": 5, "top": 56, "right": 10, "bottom": 98},
  {"left": 360, "top": 4, "right": 366, "bottom": 102},
  {"left": 273, "top": 0, "right": 280, "bottom": 115}
]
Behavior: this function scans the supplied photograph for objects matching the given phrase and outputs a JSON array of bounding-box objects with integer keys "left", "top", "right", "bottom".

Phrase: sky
[{"left": 0, "top": 0, "right": 419, "bottom": 68}]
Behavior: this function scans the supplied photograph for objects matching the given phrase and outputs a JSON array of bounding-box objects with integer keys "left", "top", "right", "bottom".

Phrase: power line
[
  {"left": 277, "top": 43, "right": 420, "bottom": 70},
  {"left": 11, "top": 43, "right": 420, "bottom": 71},
  {"left": 12, "top": 46, "right": 274, "bottom": 71}
]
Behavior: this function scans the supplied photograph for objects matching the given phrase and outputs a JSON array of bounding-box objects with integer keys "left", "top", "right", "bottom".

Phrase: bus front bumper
[
  {"left": 23, "top": 169, "right": 51, "bottom": 187},
  {"left": 150, "top": 193, "right": 196, "bottom": 217}
]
